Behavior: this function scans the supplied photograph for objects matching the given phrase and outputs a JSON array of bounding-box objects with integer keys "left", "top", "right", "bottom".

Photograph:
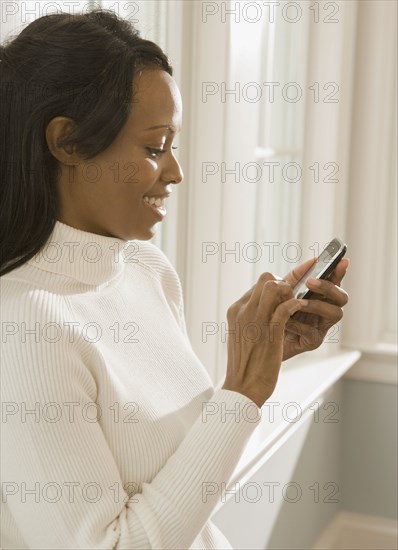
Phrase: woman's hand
[
  {"left": 281, "top": 257, "right": 350, "bottom": 361},
  {"left": 222, "top": 273, "right": 309, "bottom": 408}
]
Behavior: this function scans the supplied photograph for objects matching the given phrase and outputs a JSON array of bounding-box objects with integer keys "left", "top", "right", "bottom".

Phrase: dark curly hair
[{"left": 0, "top": 9, "right": 173, "bottom": 276}]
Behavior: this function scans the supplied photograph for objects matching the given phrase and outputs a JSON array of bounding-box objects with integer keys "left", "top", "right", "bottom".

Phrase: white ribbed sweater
[{"left": 0, "top": 220, "right": 260, "bottom": 549}]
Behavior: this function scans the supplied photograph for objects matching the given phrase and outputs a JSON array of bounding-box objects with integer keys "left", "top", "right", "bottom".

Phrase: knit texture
[{"left": 0, "top": 220, "right": 260, "bottom": 549}]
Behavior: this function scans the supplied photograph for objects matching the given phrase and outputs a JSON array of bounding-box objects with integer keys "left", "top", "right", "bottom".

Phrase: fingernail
[
  {"left": 307, "top": 278, "right": 321, "bottom": 287},
  {"left": 301, "top": 299, "right": 309, "bottom": 306}
]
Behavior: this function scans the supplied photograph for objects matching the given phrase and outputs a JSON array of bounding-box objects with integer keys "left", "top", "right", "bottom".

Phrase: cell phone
[{"left": 293, "top": 238, "right": 347, "bottom": 300}]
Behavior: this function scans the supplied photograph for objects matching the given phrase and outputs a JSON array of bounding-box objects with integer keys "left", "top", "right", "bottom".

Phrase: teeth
[{"left": 144, "top": 196, "right": 165, "bottom": 207}]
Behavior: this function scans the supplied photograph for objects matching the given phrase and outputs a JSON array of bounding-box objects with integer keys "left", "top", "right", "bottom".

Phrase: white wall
[
  {"left": 213, "top": 382, "right": 343, "bottom": 548},
  {"left": 2, "top": 2, "right": 396, "bottom": 547}
]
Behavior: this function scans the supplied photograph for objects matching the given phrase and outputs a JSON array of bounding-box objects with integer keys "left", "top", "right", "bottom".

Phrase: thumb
[{"left": 283, "top": 257, "right": 317, "bottom": 288}]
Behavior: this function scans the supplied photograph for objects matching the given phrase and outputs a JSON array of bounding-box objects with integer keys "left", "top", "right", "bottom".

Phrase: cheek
[
  {"left": 146, "top": 158, "right": 159, "bottom": 170},
  {"left": 100, "top": 159, "right": 159, "bottom": 199},
  {"left": 127, "top": 158, "right": 159, "bottom": 186},
  {"left": 132, "top": 158, "right": 160, "bottom": 190},
  {"left": 92, "top": 151, "right": 159, "bottom": 187},
  {"left": 143, "top": 158, "right": 161, "bottom": 178}
]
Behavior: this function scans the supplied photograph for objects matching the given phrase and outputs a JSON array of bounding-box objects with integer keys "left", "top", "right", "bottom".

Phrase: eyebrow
[{"left": 143, "top": 125, "right": 179, "bottom": 132}]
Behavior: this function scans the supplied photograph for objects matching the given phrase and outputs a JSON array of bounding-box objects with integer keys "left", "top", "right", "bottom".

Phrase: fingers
[
  {"left": 285, "top": 319, "right": 313, "bottom": 337},
  {"left": 290, "top": 309, "right": 315, "bottom": 325},
  {"left": 285, "top": 318, "right": 330, "bottom": 337},
  {"left": 293, "top": 299, "right": 344, "bottom": 325},
  {"left": 244, "top": 272, "right": 286, "bottom": 309},
  {"left": 284, "top": 320, "right": 328, "bottom": 351},
  {"left": 306, "top": 277, "right": 349, "bottom": 306},
  {"left": 284, "top": 256, "right": 350, "bottom": 289},
  {"left": 284, "top": 320, "right": 321, "bottom": 348},
  {"left": 272, "top": 297, "right": 309, "bottom": 334},
  {"left": 283, "top": 257, "right": 317, "bottom": 288},
  {"left": 234, "top": 255, "right": 349, "bottom": 314},
  {"left": 255, "top": 279, "right": 293, "bottom": 319},
  {"left": 237, "top": 273, "right": 273, "bottom": 306},
  {"left": 325, "top": 257, "right": 350, "bottom": 286}
]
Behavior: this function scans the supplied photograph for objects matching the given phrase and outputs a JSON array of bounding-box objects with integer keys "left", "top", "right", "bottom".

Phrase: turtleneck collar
[{"left": 27, "top": 220, "right": 132, "bottom": 287}]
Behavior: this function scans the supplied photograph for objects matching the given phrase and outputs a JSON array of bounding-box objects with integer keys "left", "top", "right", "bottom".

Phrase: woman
[{"left": 0, "top": 9, "right": 349, "bottom": 549}]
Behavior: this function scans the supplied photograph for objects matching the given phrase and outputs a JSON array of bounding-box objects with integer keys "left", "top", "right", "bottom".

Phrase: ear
[{"left": 45, "top": 117, "right": 80, "bottom": 165}]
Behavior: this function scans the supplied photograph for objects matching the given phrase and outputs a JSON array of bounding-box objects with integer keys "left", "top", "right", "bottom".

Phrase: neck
[{"left": 27, "top": 219, "right": 132, "bottom": 287}]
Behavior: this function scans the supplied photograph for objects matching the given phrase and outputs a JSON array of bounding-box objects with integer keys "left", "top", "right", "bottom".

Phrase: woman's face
[{"left": 49, "top": 68, "right": 183, "bottom": 240}]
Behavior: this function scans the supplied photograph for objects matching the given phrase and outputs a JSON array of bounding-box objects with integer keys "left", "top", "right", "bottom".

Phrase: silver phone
[{"left": 293, "top": 238, "right": 347, "bottom": 300}]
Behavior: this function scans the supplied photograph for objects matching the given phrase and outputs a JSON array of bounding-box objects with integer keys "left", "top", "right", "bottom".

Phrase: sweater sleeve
[{"left": 1, "top": 291, "right": 260, "bottom": 549}]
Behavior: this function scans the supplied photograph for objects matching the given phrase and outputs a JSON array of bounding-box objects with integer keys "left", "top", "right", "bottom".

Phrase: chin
[{"left": 125, "top": 224, "right": 159, "bottom": 241}]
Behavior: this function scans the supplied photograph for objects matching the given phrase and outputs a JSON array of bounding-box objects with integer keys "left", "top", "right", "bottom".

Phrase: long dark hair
[{"left": 0, "top": 9, "right": 173, "bottom": 277}]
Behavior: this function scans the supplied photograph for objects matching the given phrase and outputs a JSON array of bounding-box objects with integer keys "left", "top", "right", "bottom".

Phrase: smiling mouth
[{"left": 143, "top": 195, "right": 167, "bottom": 217}]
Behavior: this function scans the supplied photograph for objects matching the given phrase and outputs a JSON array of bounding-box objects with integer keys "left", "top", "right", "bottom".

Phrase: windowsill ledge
[
  {"left": 342, "top": 344, "right": 397, "bottom": 384},
  {"left": 214, "top": 348, "right": 361, "bottom": 512}
]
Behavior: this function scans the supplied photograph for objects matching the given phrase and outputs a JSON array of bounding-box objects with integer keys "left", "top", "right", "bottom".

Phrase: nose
[{"left": 161, "top": 153, "right": 184, "bottom": 185}]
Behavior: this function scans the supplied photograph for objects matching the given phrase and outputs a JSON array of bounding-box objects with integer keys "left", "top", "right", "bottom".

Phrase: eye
[
  {"left": 146, "top": 146, "right": 179, "bottom": 158},
  {"left": 146, "top": 148, "right": 166, "bottom": 158}
]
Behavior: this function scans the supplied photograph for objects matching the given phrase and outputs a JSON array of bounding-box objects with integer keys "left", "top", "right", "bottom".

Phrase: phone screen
[{"left": 294, "top": 239, "right": 345, "bottom": 299}]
